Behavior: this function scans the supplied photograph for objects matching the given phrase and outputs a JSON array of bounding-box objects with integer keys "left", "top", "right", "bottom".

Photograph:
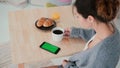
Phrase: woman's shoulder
[
  {"left": 100, "top": 27, "right": 120, "bottom": 45},
  {"left": 98, "top": 28, "right": 120, "bottom": 55},
  {"left": 93, "top": 28, "right": 120, "bottom": 56}
]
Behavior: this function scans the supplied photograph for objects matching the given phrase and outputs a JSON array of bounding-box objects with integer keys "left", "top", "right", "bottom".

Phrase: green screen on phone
[{"left": 40, "top": 42, "right": 60, "bottom": 54}]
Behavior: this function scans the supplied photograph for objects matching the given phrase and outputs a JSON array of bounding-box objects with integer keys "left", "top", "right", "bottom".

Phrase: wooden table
[{"left": 8, "top": 6, "right": 85, "bottom": 68}]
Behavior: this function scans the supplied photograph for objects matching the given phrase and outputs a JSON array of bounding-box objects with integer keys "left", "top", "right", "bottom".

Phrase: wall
[{"left": 0, "top": 0, "right": 6, "bottom": 2}]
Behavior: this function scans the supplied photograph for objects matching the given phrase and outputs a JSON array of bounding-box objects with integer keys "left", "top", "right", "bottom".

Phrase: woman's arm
[
  {"left": 62, "top": 46, "right": 119, "bottom": 68},
  {"left": 63, "top": 62, "right": 79, "bottom": 68},
  {"left": 69, "top": 27, "right": 96, "bottom": 41}
]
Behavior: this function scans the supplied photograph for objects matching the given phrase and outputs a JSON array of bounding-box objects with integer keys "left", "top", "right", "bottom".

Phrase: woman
[{"left": 45, "top": 0, "right": 120, "bottom": 68}]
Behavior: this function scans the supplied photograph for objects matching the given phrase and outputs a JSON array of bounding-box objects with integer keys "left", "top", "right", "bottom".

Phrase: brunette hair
[{"left": 74, "top": 0, "right": 120, "bottom": 23}]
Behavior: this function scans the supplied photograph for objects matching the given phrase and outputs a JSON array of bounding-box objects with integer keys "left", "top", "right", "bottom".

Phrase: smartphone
[{"left": 40, "top": 42, "right": 60, "bottom": 54}]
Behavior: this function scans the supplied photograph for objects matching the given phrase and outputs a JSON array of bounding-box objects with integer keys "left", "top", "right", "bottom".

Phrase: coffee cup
[{"left": 52, "top": 27, "right": 64, "bottom": 42}]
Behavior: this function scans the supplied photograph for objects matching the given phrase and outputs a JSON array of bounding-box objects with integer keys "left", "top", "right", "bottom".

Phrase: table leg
[{"left": 18, "top": 63, "right": 24, "bottom": 68}]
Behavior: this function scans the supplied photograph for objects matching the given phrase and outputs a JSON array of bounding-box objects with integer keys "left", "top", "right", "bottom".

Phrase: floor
[
  {"left": 0, "top": 42, "right": 53, "bottom": 68},
  {"left": 0, "top": 2, "right": 120, "bottom": 68}
]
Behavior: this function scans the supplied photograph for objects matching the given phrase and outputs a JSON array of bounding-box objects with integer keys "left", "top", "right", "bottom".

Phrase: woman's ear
[
  {"left": 87, "top": 15, "right": 94, "bottom": 23},
  {"left": 86, "top": 15, "right": 95, "bottom": 29}
]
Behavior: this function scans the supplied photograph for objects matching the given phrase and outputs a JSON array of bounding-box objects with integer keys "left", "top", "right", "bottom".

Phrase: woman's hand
[
  {"left": 64, "top": 28, "right": 71, "bottom": 38},
  {"left": 62, "top": 60, "right": 69, "bottom": 67}
]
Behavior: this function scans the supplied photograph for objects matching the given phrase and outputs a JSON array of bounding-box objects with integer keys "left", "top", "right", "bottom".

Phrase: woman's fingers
[
  {"left": 62, "top": 60, "right": 69, "bottom": 67},
  {"left": 63, "top": 60, "right": 68, "bottom": 62},
  {"left": 64, "top": 28, "right": 70, "bottom": 37}
]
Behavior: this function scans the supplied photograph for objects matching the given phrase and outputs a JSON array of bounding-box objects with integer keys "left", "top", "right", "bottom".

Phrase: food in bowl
[{"left": 37, "top": 17, "right": 54, "bottom": 27}]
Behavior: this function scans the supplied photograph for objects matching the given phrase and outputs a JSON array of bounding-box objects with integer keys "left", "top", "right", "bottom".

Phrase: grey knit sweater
[{"left": 59, "top": 27, "right": 120, "bottom": 68}]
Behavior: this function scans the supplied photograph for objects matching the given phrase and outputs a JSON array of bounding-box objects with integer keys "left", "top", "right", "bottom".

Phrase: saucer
[{"left": 35, "top": 19, "right": 56, "bottom": 31}]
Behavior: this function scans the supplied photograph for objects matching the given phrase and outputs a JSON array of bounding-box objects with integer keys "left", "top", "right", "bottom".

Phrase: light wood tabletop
[{"left": 8, "top": 6, "right": 85, "bottom": 66}]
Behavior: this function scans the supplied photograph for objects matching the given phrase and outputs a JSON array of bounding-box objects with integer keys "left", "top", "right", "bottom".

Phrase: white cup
[{"left": 52, "top": 27, "right": 64, "bottom": 42}]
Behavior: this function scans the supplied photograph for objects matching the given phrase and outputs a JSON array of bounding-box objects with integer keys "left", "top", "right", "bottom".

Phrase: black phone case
[{"left": 40, "top": 42, "right": 60, "bottom": 54}]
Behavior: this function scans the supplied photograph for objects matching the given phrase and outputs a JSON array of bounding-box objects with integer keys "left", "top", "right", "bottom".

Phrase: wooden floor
[
  {"left": 0, "top": 42, "right": 11, "bottom": 68},
  {"left": 0, "top": 42, "right": 54, "bottom": 68}
]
